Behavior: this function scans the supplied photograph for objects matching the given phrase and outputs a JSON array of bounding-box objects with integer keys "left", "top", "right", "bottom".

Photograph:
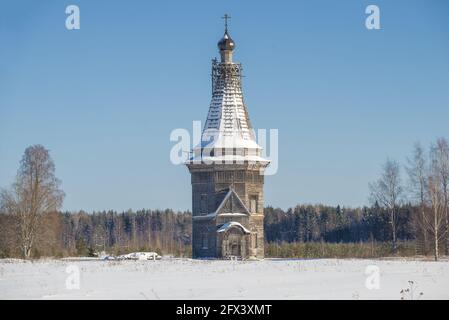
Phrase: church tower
[{"left": 186, "top": 15, "right": 270, "bottom": 259}]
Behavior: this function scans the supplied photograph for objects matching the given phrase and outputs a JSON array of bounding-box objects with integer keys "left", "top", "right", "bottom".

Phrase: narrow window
[
  {"left": 200, "top": 194, "right": 208, "bottom": 214},
  {"left": 202, "top": 233, "right": 208, "bottom": 249},
  {"left": 250, "top": 195, "right": 258, "bottom": 213}
]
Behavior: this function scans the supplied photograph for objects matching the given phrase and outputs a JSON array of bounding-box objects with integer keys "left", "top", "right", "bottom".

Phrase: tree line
[
  {"left": 264, "top": 204, "right": 415, "bottom": 244},
  {"left": 0, "top": 203, "right": 416, "bottom": 259},
  {"left": 0, "top": 139, "right": 448, "bottom": 260},
  {"left": 0, "top": 209, "right": 192, "bottom": 258}
]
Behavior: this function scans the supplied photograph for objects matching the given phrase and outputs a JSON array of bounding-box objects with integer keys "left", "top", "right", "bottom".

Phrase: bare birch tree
[
  {"left": 426, "top": 170, "right": 446, "bottom": 261},
  {"left": 369, "top": 159, "right": 403, "bottom": 253},
  {"left": 405, "top": 142, "right": 429, "bottom": 254},
  {"left": 0, "top": 145, "right": 64, "bottom": 258},
  {"left": 429, "top": 138, "right": 449, "bottom": 256}
]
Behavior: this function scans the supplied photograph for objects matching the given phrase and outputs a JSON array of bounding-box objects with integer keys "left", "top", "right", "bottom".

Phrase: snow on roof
[
  {"left": 217, "top": 213, "right": 248, "bottom": 217},
  {"left": 200, "top": 60, "right": 263, "bottom": 152},
  {"left": 217, "top": 221, "right": 251, "bottom": 234},
  {"left": 188, "top": 154, "right": 270, "bottom": 165},
  {"left": 185, "top": 47, "right": 271, "bottom": 166},
  {"left": 199, "top": 132, "right": 262, "bottom": 150}
]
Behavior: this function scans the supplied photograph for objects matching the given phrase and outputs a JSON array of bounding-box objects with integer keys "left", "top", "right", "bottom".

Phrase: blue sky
[{"left": 1, "top": 0, "right": 448, "bottom": 212}]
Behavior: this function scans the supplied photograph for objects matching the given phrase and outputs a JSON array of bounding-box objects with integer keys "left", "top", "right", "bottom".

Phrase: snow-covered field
[{"left": 1, "top": 258, "right": 448, "bottom": 300}]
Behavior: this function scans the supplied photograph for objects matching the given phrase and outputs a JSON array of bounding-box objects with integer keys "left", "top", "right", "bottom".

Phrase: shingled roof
[{"left": 188, "top": 28, "right": 270, "bottom": 165}]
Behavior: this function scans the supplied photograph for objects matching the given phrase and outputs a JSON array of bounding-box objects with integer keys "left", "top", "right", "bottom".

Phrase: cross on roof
[{"left": 222, "top": 14, "right": 231, "bottom": 31}]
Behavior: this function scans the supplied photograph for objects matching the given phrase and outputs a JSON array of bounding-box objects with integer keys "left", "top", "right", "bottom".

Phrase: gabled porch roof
[{"left": 192, "top": 187, "right": 250, "bottom": 221}]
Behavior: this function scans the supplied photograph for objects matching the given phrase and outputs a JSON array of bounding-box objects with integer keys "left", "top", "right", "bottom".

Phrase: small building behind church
[{"left": 186, "top": 16, "right": 270, "bottom": 260}]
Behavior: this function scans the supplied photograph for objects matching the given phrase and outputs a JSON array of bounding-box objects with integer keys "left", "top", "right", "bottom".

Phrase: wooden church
[{"left": 186, "top": 16, "right": 270, "bottom": 259}]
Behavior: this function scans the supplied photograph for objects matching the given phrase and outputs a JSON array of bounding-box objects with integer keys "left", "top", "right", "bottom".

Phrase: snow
[
  {"left": 217, "top": 222, "right": 251, "bottom": 234},
  {"left": 117, "top": 252, "right": 162, "bottom": 261},
  {"left": 201, "top": 58, "right": 263, "bottom": 152},
  {"left": 199, "top": 134, "right": 262, "bottom": 150},
  {"left": 0, "top": 258, "right": 448, "bottom": 300},
  {"left": 193, "top": 212, "right": 248, "bottom": 220}
]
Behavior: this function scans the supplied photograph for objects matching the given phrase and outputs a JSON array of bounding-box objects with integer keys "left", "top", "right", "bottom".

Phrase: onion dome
[{"left": 218, "top": 31, "right": 235, "bottom": 51}]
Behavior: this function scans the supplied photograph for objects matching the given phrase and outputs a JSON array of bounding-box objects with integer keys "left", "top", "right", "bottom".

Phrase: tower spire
[
  {"left": 218, "top": 14, "right": 235, "bottom": 63},
  {"left": 186, "top": 17, "right": 270, "bottom": 260}
]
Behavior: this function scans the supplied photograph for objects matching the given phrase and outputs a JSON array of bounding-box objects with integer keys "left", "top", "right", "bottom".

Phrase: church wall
[
  {"left": 191, "top": 171, "right": 215, "bottom": 216},
  {"left": 216, "top": 215, "right": 249, "bottom": 227},
  {"left": 189, "top": 163, "right": 267, "bottom": 259},
  {"left": 192, "top": 219, "right": 217, "bottom": 258}
]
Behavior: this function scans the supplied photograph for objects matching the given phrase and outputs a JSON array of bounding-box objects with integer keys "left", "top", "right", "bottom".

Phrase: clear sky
[{"left": 1, "top": 0, "right": 448, "bottom": 212}]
